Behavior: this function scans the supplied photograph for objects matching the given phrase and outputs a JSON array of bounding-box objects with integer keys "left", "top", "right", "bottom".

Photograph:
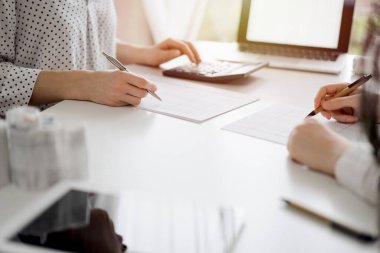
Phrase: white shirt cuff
[{"left": 335, "top": 143, "right": 379, "bottom": 204}]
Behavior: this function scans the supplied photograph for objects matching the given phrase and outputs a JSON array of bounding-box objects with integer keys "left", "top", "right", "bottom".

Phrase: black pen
[
  {"left": 283, "top": 198, "right": 377, "bottom": 243},
  {"left": 306, "top": 74, "right": 372, "bottom": 117}
]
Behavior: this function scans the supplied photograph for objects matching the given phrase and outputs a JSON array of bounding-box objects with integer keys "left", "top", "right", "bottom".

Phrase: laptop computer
[{"left": 233, "top": 0, "right": 355, "bottom": 74}]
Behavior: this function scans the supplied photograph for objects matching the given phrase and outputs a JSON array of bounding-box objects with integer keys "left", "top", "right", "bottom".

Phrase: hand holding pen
[
  {"left": 306, "top": 74, "right": 372, "bottom": 122},
  {"left": 103, "top": 52, "right": 162, "bottom": 101}
]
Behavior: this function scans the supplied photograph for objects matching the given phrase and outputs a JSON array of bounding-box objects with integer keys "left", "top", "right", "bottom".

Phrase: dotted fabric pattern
[{"left": 0, "top": 0, "right": 116, "bottom": 117}]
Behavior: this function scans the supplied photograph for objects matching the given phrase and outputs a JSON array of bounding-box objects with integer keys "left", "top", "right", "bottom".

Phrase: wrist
[
  {"left": 61, "top": 70, "right": 96, "bottom": 101},
  {"left": 137, "top": 46, "right": 153, "bottom": 65},
  {"left": 117, "top": 42, "right": 148, "bottom": 65}
]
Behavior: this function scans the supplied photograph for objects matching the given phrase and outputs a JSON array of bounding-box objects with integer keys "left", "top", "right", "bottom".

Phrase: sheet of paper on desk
[
  {"left": 138, "top": 73, "right": 259, "bottom": 123},
  {"left": 223, "top": 104, "right": 366, "bottom": 145}
]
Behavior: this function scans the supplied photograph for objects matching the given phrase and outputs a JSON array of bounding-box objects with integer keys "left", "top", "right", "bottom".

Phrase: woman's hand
[
  {"left": 116, "top": 38, "right": 201, "bottom": 67},
  {"left": 287, "top": 118, "right": 350, "bottom": 176},
  {"left": 84, "top": 70, "right": 157, "bottom": 106},
  {"left": 141, "top": 38, "right": 202, "bottom": 66},
  {"left": 32, "top": 70, "right": 157, "bottom": 107},
  {"left": 314, "top": 83, "right": 361, "bottom": 123}
]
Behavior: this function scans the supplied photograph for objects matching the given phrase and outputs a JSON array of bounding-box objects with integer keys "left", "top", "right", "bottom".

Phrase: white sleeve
[
  {"left": 0, "top": 0, "right": 41, "bottom": 118},
  {"left": 335, "top": 143, "right": 380, "bottom": 205}
]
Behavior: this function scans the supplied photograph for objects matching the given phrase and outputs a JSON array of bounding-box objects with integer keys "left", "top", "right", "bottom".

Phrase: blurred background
[{"left": 115, "top": 0, "right": 372, "bottom": 54}]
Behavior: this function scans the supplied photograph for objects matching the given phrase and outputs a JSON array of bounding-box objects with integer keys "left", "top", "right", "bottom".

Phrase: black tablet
[{"left": 0, "top": 187, "right": 245, "bottom": 253}]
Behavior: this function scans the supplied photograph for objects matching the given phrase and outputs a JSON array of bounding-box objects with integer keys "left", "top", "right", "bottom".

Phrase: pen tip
[{"left": 306, "top": 111, "right": 316, "bottom": 118}]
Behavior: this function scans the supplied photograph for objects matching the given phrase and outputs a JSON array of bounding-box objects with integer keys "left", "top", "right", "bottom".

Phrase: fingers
[
  {"left": 161, "top": 49, "right": 182, "bottom": 63},
  {"left": 184, "top": 41, "right": 202, "bottom": 63},
  {"left": 321, "top": 95, "right": 359, "bottom": 111},
  {"left": 321, "top": 111, "right": 332, "bottom": 120},
  {"left": 330, "top": 111, "right": 359, "bottom": 123},
  {"left": 120, "top": 94, "right": 142, "bottom": 106},
  {"left": 161, "top": 39, "right": 199, "bottom": 64},
  {"left": 319, "top": 95, "right": 359, "bottom": 123},
  {"left": 113, "top": 71, "right": 158, "bottom": 106},
  {"left": 123, "top": 72, "right": 157, "bottom": 92},
  {"left": 314, "top": 83, "right": 349, "bottom": 109},
  {"left": 124, "top": 83, "right": 148, "bottom": 98}
]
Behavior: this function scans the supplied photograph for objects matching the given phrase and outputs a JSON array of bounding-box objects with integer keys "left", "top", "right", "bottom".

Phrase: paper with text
[
  {"left": 139, "top": 74, "right": 259, "bottom": 123},
  {"left": 223, "top": 104, "right": 366, "bottom": 145}
]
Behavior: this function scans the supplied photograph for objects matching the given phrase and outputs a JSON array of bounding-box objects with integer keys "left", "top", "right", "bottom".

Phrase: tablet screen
[{"left": 8, "top": 190, "right": 245, "bottom": 253}]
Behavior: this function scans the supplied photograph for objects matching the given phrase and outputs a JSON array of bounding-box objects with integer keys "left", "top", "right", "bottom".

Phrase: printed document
[
  {"left": 138, "top": 73, "right": 259, "bottom": 123},
  {"left": 223, "top": 104, "right": 366, "bottom": 145}
]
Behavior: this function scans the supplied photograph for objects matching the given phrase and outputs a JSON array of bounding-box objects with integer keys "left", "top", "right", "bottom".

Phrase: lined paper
[
  {"left": 138, "top": 73, "right": 259, "bottom": 123},
  {"left": 223, "top": 104, "right": 365, "bottom": 145}
]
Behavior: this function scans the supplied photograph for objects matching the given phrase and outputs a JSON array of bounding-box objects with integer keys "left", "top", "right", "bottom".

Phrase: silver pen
[{"left": 102, "top": 52, "right": 162, "bottom": 101}]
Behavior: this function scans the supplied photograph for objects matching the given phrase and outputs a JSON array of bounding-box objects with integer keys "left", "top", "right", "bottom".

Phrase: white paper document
[
  {"left": 138, "top": 73, "right": 259, "bottom": 123},
  {"left": 223, "top": 104, "right": 366, "bottom": 145}
]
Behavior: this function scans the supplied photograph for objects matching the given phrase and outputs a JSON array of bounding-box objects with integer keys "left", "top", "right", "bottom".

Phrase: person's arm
[
  {"left": 33, "top": 38, "right": 202, "bottom": 106},
  {"left": 30, "top": 70, "right": 157, "bottom": 107},
  {"left": 0, "top": 0, "right": 41, "bottom": 117},
  {"left": 288, "top": 118, "right": 380, "bottom": 204},
  {"left": 0, "top": 3, "right": 156, "bottom": 118},
  {"left": 287, "top": 118, "right": 350, "bottom": 175},
  {"left": 116, "top": 38, "right": 201, "bottom": 67},
  {"left": 335, "top": 144, "right": 380, "bottom": 205}
]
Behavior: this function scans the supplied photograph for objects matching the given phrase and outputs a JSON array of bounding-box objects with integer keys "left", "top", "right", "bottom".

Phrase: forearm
[
  {"left": 116, "top": 40, "right": 148, "bottom": 65},
  {"left": 335, "top": 143, "right": 380, "bottom": 205},
  {"left": 29, "top": 70, "right": 94, "bottom": 105}
]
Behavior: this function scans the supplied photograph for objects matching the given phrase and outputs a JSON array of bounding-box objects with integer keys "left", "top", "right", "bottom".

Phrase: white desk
[{"left": 0, "top": 42, "right": 378, "bottom": 252}]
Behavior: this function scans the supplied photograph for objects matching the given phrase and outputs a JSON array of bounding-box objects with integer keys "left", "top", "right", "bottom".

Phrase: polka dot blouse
[{"left": 0, "top": 0, "right": 117, "bottom": 117}]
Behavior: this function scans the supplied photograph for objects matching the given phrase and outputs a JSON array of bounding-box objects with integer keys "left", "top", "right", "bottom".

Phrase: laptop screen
[{"left": 238, "top": 0, "right": 355, "bottom": 52}]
